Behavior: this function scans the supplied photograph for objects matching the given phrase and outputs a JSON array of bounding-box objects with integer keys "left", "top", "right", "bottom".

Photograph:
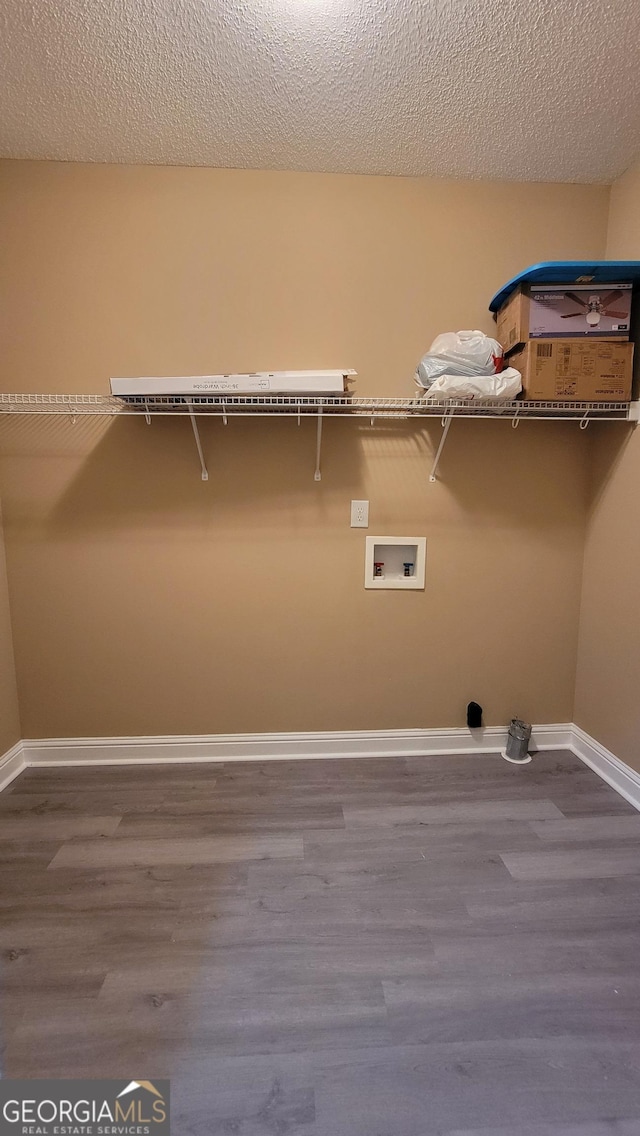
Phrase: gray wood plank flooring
[{"left": 2, "top": 750, "right": 640, "bottom": 1134}]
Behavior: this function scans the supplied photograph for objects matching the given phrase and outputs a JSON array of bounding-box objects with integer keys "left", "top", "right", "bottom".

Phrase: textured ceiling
[{"left": 1, "top": 0, "right": 639, "bottom": 182}]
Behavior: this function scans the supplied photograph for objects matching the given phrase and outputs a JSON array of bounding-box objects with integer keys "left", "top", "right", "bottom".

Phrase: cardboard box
[
  {"left": 496, "top": 287, "right": 529, "bottom": 353},
  {"left": 509, "top": 339, "right": 633, "bottom": 401},
  {"left": 496, "top": 283, "right": 632, "bottom": 353},
  {"left": 111, "top": 370, "right": 356, "bottom": 397}
]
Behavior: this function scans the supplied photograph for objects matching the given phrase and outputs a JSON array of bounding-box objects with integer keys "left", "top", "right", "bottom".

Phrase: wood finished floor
[{"left": 1, "top": 750, "right": 640, "bottom": 1135}]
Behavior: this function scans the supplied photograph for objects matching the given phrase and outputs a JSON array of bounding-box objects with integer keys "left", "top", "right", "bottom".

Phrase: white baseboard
[
  {"left": 568, "top": 725, "right": 640, "bottom": 812},
  {"left": 0, "top": 723, "right": 636, "bottom": 813},
  {"left": 0, "top": 741, "right": 26, "bottom": 793},
  {"left": 20, "top": 723, "right": 571, "bottom": 768}
]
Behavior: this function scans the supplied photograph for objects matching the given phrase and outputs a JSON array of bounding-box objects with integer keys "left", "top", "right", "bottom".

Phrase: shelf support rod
[
  {"left": 429, "top": 412, "right": 454, "bottom": 483},
  {"left": 185, "top": 400, "right": 209, "bottom": 481},
  {"left": 314, "top": 407, "right": 323, "bottom": 482}
]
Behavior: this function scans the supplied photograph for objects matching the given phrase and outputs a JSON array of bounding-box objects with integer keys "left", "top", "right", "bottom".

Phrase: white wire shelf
[
  {"left": 0, "top": 393, "right": 634, "bottom": 420},
  {"left": 0, "top": 393, "right": 635, "bottom": 484}
]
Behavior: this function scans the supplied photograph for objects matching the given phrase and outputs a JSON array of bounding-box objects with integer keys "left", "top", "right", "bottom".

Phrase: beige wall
[
  {"left": 0, "top": 497, "right": 20, "bottom": 753},
  {"left": 574, "top": 157, "right": 640, "bottom": 770},
  {"left": 0, "top": 160, "right": 609, "bottom": 739}
]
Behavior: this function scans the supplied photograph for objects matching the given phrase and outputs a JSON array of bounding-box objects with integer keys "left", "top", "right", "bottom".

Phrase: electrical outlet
[{"left": 350, "top": 500, "right": 369, "bottom": 528}]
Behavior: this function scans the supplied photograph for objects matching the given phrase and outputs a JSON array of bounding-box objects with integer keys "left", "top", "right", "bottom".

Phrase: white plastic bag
[
  {"left": 416, "top": 330, "right": 504, "bottom": 388},
  {"left": 421, "top": 366, "right": 522, "bottom": 402}
]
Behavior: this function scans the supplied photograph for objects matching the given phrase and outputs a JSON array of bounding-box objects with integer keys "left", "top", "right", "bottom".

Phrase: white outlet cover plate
[
  {"left": 365, "top": 536, "right": 427, "bottom": 590},
  {"left": 350, "top": 500, "right": 369, "bottom": 528}
]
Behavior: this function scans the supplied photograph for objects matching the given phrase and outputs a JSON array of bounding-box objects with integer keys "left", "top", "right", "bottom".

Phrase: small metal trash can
[{"left": 503, "top": 718, "right": 532, "bottom": 765}]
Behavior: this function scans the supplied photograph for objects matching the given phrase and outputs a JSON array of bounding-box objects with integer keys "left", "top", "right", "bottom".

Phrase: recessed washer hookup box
[{"left": 496, "top": 284, "right": 632, "bottom": 353}]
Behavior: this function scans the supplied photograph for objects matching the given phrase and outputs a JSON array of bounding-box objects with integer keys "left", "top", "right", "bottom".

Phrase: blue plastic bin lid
[{"left": 489, "top": 261, "right": 640, "bottom": 313}]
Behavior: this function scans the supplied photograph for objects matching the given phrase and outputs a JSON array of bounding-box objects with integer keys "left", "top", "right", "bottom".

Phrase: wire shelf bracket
[
  {"left": 314, "top": 407, "right": 323, "bottom": 482},
  {"left": 185, "top": 399, "right": 209, "bottom": 482},
  {"left": 429, "top": 410, "right": 454, "bottom": 483}
]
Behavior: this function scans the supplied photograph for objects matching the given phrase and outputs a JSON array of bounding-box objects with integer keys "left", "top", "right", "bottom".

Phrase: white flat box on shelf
[
  {"left": 365, "top": 536, "right": 427, "bottom": 590},
  {"left": 110, "top": 371, "right": 356, "bottom": 397}
]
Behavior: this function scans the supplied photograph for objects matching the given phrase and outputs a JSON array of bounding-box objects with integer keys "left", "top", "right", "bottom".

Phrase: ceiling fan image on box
[{"left": 561, "top": 290, "right": 629, "bottom": 327}]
